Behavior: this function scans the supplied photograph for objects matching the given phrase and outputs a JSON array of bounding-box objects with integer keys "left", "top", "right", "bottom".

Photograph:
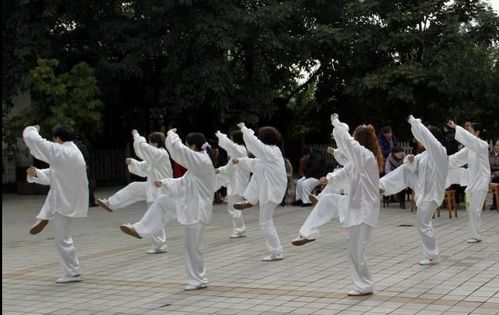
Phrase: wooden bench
[
  {"left": 436, "top": 190, "right": 457, "bottom": 218},
  {"left": 490, "top": 183, "right": 499, "bottom": 211}
]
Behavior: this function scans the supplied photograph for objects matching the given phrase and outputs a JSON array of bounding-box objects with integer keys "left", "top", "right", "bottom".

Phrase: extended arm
[
  {"left": 157, "top": 176, "right": 186, "bottom": 197},
  {"left": 331, "top": 115, "right": 366, "bottom": 170},
  {"left": 165, "top": 129, "right": 206, "bottom": 172},
  {"left": 133, "top": 130, "right": 169, "bottom": 164},
  {"left": 127, "top": 158, "right": 148, "bottom": 177},
  {"left": 239, "top": 124, "right": 275, "bottom": 160},
  {"left": 234, "top": 157, "right": 257, "bottom": 173},
  {"left": 26, "top": 168, "right": 52, "bottom": 185},
  {"left": 448, "top": 148, "right": 469, "bottom": 169},
  {"left": 408, "top": 115, "right": 446, "bottom": 162},
  {"left": 454, "top": 125, "right": 488, "bottom": 153},
  {"left": 23, "top": 126, "right": 64, "bottom": 164},
  {"left": 216, "top": 131, "right": 246, "bottom": 158}
]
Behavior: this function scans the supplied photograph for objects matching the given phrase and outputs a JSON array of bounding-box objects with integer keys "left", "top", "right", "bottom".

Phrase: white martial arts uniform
[
  {"left": 380, "top": 116, "right": 448, "bottom": 261},
  {"left": 23, "top": 126, "right": 89, "bottom": 278},
  {"left": 132, "top": 130, "right": 216, "bottom": 287},
  {"left": 106, "top": 131, "right": 172, "bottom": 250},
  {"left": 215, "top": 131, "right": 250, "bottom": 236},
  {"left": 237, "top": 126, "right": 287, "bottom": 258},
  {"left": 448, "top": 126, "right": 490, "bottom": 240},
  {"left": 298, "top": 118, "right": 379, "bottom": 294}
]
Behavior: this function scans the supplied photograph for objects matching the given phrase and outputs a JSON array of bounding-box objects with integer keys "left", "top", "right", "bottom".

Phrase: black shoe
[
  {"left": 300, "top": 203, "right": 312, "bottom": 207},
  {"left": 291, "top": 200, "right": 303, "bottom": 206},
  {"left": 400, "top": 202, "right": 406, "bottom": 209},
  {"left": 490, "top": 205, "right": 497, "bottom": 210},
  {"left": 280, "top": 201, "right": 286, "bottom": 207}
]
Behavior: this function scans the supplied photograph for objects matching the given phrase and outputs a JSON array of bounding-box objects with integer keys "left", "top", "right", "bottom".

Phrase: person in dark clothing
[
  {"left": 298, "top": 147, "right": 311, "bottom": 178},
  {"left": 443, "top": 120, "right": 464, "bottom": 203},
  {"left": 490, "top": 139, "right": 499, "bottom": 210},
  {"left": 384, "top": 147, "right": 406, "bottom": 209},
  {"left": 74, "top": 135, "right": 98, "bottom": 207},
  {"left": 292, "top": 148, "right": 326, "bottom": 207},
  {"left": 443, "top": 121, "right": 459, "bottom": 155},
  {"left": 378, "top": 126, "right": 397, "bottom": 158}
]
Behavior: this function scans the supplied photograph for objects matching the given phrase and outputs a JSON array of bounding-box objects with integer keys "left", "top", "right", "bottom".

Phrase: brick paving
[{"left": 2, "top": 187, "right": 499, "bottom": 314}]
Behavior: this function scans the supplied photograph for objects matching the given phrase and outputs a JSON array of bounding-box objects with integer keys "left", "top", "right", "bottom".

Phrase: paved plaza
[{"left": 2, "top": 187, "right": 499, "bottom": 315}]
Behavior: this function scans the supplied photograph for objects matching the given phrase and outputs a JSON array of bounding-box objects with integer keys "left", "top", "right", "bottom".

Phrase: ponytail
[{"left": 185, "top": 132, "right": 215, "bottom": 166}]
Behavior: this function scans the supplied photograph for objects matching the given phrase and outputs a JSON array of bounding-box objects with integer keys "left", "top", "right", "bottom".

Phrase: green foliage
[
  {"left": 308, "top": 0, "right": 499, "bottom": 139},
  {"left": 4, "top": 58, "right": 103, "bottom": 151},
  {"left": 2, "top": 0, "right": 499, "bottom": 147}
]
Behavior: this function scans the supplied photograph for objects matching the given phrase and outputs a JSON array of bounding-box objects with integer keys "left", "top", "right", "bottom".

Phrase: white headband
[{"left": 201, "top": 142, "right": 211, "bottom": 151}]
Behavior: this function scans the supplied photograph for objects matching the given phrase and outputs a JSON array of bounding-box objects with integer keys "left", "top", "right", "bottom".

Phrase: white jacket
[
  {"left": 129, "top": 131, "right": 173, "bottom": 202},
  {"left": 238, "top": 126, "right": 287, "bottom": 205},
  {"left": 405, "top": 116, "right": 448, "bottom": 206},
  {"left": 215, "top": 131, "right": 250, "bottom": 196},
  {"left": 331, "top": 118, "right": 380, "bottom": 228},
  {"left": 160, "top": 131, "right": 216, "bottom": 225},
  {"left": 23, "top": 126, "right": 89, "bottom": 218},
  {"left": 448, "top": 126, "right": 490, "bottom": 192}
]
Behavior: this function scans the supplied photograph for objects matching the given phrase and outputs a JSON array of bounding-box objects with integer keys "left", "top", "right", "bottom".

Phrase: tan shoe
[
  {"left": 309, "top": 194, "right": 319, "bottom": 206},
  {"left": 29, "top": 219, "right": 49, "bottom": 235},
  {"left": 97, "top": 198, "right": 113, "bottom": 212},
  {"left": 120, "top": 224, "right": 142, "bottom": 239},
  {"left": 291, "top": 235, "right": 316, "bottom": 246},
  {"left": 233, "top": 201, "right": 254, "bottom": 210}
]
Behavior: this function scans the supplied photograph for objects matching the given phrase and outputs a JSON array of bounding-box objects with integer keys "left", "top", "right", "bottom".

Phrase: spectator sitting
[
  {"left": 378, "top": 126, "right": 397, "bottom": 159},
  {"left": 490, "top": 139, "right": 499, "bottom": 210},
  {"left": 281, "top": 157, "right": 294, "bottom": 206},
  {"left": 298, "top": 147, "right": 311, "bottom": 178},
  {"left": 292, "top": 148, "right": 326, "bottom": 207},
  {"left": 385, "top": 146, "right": 406, "bottom": 209}
]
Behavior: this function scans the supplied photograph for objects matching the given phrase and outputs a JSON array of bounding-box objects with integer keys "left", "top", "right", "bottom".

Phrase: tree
[
  {"left": 3, "top": 0, "right": 498, "bottom": 149},
  {"left": 4, "top": 58, "right": 103, "bottom": 151},
  {"left": 306, "top": 0, "right": 499, "bottom": 139}
]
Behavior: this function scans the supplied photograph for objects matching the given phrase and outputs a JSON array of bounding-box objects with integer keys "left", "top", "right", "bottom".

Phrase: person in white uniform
[
  {"left": 380, "top": 115, "right": 448, "bottom": 266},
  {"left": 215, "top": 130, "right": 250, "bottom": 238},
  {"left": 232, "top": 123, "right": 287, "bottom": 262},
  {"left": 447, "top": 121, "right": 490, "bottom": 243},
  {"left": 23, "top": 125, "right": 89, "bottom": 283},
  {"left": 97, "top": 130, "right": 172, "bottom": 254},
  {"left": 292, "top": 114, "right": 384, "bottom": 296},
  {"left": 120, "top": 130, "right": 216, "bottom": 291}
]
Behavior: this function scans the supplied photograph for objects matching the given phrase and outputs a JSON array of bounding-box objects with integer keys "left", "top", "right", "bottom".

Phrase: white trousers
[
  {"left": 299, "top": 203, "right": 373, "bottom": 293},
  {"left": 259, "top": 202, "right": 283, "bottom": 256},
  {"left": 299, "top": 193, "right": 348, "bottom": 238},
  {"left": 133, "top": 195, "right": 207, "bottom": 286},
  {"left": 468, "top": 190, "right": 487, "bottom": 240},
  {"left": 295, "top": 177, "right": 321, "bottom": 203},
  {"left": 348, "top": 224, "right": 373, "bottom": 293},
  {"left": 416, "top": 202, "right": 439, "bottom": 260},
  {"left": 109, "top": 182, "right": 167, "bottom": 250},
  {"left": 244, "top": 176, "right": 259, "bottom": 205},
  {"left": 37, "top": 210, "right": 80, "bottom": 277},
  {"left": 227, "top": 194, "right": 246, "bottom": 235}
]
